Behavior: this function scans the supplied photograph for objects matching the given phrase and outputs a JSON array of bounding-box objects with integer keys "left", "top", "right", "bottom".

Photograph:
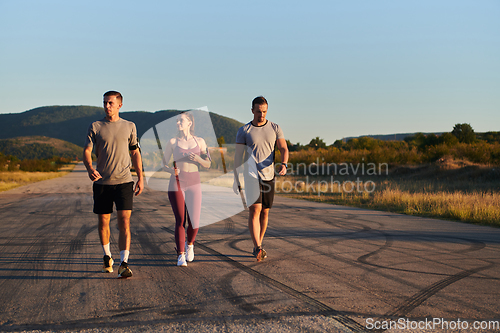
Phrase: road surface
[{"left": 0, "top": 163, "right": 499, "bottom": 332}]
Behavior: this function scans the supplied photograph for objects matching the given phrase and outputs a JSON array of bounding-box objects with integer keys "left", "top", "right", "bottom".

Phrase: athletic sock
[
  {"left": 120, "top": 250, "right": 130, "bottom": 264},
  {"left": 102, "top": 243, "right": 112, "bottom": 257}
]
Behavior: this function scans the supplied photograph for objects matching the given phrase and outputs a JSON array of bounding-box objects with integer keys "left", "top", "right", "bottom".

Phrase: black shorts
[
  {"left": 93, "top": 182, "right": 134, "bottom": 214},
  {"left": 245, "top": 177, "right": 275, "bottom": 209}
]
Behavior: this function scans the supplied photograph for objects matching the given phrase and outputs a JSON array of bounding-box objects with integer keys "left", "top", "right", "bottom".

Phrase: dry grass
[
  {"left": 0, "top": 163, "right": 76, "bottom": 192},
  {"left": 276, "top": 168, "right": 500, "bottom": 227},
  {"left": 371, "top": 188, "right": 500, "bottom": 225}
]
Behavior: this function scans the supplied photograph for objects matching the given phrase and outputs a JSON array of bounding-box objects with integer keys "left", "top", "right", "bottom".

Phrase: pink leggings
[{"left": 168, "top": 172, "right": 201, "bottom": 254}]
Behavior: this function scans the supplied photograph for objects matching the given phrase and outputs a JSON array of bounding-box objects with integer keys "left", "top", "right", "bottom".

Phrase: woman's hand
[
  {"left": 163, "top": 165, "right": 180, "bottom": 176},
  {"left": 187, "top": 152, "right": 211, "bottom": 169},
  {"left": 187, "top": 152, "right": 202, "bottom": 163}
]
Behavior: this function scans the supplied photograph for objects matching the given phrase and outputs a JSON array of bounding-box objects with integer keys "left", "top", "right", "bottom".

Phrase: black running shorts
[
  {"left": 93, "top": 182, "right": 134, "bottom": 214},
  {"left": 245, "top": 178, "right": 275, "bottom": 209}
]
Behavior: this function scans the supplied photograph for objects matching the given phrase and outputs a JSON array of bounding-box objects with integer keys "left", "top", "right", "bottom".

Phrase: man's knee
[
  {"left": 117, "top": 210, "right": 131, "bottom": 230},
  {"left": 249, "top": 204, "right": 262, "bottom": 216},
  {"left": 98, "top": 214, "right": 111, "bottom": 227}
]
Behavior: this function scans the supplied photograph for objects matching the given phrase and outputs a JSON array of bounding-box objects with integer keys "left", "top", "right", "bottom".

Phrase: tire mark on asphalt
[
  {"left": 271, "top": 203, "right": 385, "bottom": 251},
  {"left": 222, "top": 207, "right": 425, "bottom": 309},
  {"left": 0, "top": 199, "right": 70, "bottom": 322},
  {"left": 440, "top": 237, "right": 486, "bottom": 254},
  {"left": 134, "top": 220, "right": 167, "bottom": 259},
  {"left": 332, "top": 214, "right": 488, "bottom": 256},
  {"left": 348, "top": 224, "right": 496, "bottom": 330},
  {"left": 198, "top": 242, "right": 368, "bottom": 333},
  {"left": 355, "top": 231, "right": 491, "bottom": 277},
  {"left": 270, "top": 223, "right": 500, "bottom": 314},
  {"left": 130, "top": 214, "right": 258, "bottom": 321},
  {"left": 226, "top": 236, "right": 252, "bottom": 254},
  {"left": 376, "top": 262, "right": 495, "bottom": 330},
  {"left": 223, "top": 217, "right": 235, "bottom": 234},
  {"left": 264, "top": 232, "right": 406, "bottom": 309},
  {"left": 137, "top": 192, "right": 499, "bottom": 330},
  {"left": 357, "top": 231, "right": 393, "bottom": 265},
  {"left": 273, "top": 201, "right": 500, "bottom": 316},
  {"left": 275, "top": 203, "right": 491, "bottom": 279},
  {"left": 201, "top": 228, "right": 248, "bottom": 246},
  {"left": 220, "top": 268, "right": 299, "bottom": 314},
  {"left": 32, "top": 196, "right": 89, "bottom": 323},
  {"left": 1, "top": 193, "right": 97, "bottom": 321},
  {"left": 158, "top": 227, "right": 369, "bottom": 333},
  {"left": 70, "top": 224, "right": 97, "bottom": 254},
  {"left": 219, "top": 269, "right": 261, "bottom": 313},
  {"left": 0, "top": 310, "right": 360, "bottom": 332}
]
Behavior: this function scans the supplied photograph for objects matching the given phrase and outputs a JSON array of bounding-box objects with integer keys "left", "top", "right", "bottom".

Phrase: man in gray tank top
[
  {"left": 83, "top": 91, "right": 144, "bottom": 278},
  {"left": 233, "top": 96, "right": 289, "bottom": 261}
]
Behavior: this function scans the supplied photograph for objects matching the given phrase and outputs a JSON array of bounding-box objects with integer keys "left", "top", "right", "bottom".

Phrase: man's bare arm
[
  {"left": 130, "top": 148, "right": 144, "bottom": 196},
  {"left": 83, "top": 146, "right": 102, "bottom": 181},
  {"left": 233, "top": 143, "right": 245, "bottom": 194},
  {"left": 276, "top": 138, "right": 289, "bottom": 176}
]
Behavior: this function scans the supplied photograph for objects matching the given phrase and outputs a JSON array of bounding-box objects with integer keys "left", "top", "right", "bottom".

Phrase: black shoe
[
  {"left": 118, "top": 262, "right": 133, "bottom": 278},
  {"left": 102, "top": 255, "right": 113, "bottom": 273}
]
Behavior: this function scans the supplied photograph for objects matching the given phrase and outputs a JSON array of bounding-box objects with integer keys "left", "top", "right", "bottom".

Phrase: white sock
[
  {"left": 120, "top": 250, "right": 130, "bottom": 264},
  {"left": 102, "top": 243, "right": 111, "bottom": 257}
]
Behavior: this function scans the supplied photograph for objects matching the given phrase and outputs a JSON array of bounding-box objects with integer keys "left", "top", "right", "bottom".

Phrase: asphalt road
[{"left": 0, "top": 163, "right": 499, "bottom": 333}]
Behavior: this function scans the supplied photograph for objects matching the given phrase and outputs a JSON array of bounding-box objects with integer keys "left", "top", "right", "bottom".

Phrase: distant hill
[
  {"left": 0, "top": 136, "right": 83, "bottom": 160},
  {"left": 343, "top": 132, "right": 444, "bottom": 142},
  {"left": 0, "top": 106, "right": 244, "bottom": 147}
]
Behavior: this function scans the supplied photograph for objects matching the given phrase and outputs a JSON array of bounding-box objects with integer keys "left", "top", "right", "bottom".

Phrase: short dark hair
[
  {"left": 103, "top": 91, "right": 123, "bottom": 103},
  {"left": 252, "top": 96, "right": 268, "bottom": 109}
]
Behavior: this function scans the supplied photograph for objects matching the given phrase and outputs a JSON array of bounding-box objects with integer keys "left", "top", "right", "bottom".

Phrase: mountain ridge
[
  {"left": 0, "top": 136, "right": 83, "bottom": 160},
  {"left": 0, "top": 106, "right": 244, "bottom": 147},
  {"left": 342, "top": 132, "right": 445, "bottom": 142}
]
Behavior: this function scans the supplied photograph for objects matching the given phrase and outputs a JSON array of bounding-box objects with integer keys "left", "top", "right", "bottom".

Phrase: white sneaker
[
  {"left": 177, "top": 253, "right": 187, "bottom": 267},
  {"left": 185, "top": 242, "right": 194, "bottom": 262}
]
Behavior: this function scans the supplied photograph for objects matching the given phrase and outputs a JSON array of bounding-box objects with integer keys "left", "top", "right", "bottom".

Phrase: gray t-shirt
[
  {"left": 236, "top": 120, "right": 285, "bottom": 181},
  {"left": 85, "top": 118, "right": 139, "bottom": 185}
]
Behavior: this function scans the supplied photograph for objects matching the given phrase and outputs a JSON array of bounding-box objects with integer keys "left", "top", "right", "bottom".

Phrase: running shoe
[
  {"left": 253, "top": 246, "right": 267, "bottom": 261},
  {"left": 261, "top": 247, "right": 268, "bottom": 260},
  {"left": 118, "top": 262, "right": 133, "bottom": 278},
  {"left": 185, "top": 242, "right": 194, "bottom": 262},
  {"left": 102, "top": 255, "right": 113, "bottom": 273},
  {"left": 177, "top": 253, "right": 187, "bottom": 267},
  {"left": 255, "top": 248, "right": 264, "bottom": 262},
  {"left": 252, "top": 247, "right": 264, "bottom": 262}
]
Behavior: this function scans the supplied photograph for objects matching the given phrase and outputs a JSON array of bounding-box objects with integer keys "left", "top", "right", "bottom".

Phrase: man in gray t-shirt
[
  {"left": 233, "top": 96, "right": 289, "bottom": 262},
  {"left": 83, "top": 91, "right": 144, "bottom": 278},
  {"left": 85, "top": 118, "right": 138, "bottom": 185}
]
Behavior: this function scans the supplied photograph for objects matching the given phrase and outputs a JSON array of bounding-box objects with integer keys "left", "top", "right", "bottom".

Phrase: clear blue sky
[{"left": 1, "top": 0, "right": 498, "bottom": 145}]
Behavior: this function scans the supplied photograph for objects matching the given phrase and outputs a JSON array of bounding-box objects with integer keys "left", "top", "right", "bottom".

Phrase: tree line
[
  {"left": 0, "top": 152, "right": 71, "bottom": 172},
  {"left": 284, "top": 124, "right": 500, "bottom": 166}
]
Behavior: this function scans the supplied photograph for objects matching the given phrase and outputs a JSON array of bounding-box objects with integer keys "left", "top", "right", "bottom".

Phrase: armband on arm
[
  {"left": 200, "top": 147, "right": 211, "bottom": 161},
  {"left": 129, "top": 144, "right": 139, "bottom": 150}
]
